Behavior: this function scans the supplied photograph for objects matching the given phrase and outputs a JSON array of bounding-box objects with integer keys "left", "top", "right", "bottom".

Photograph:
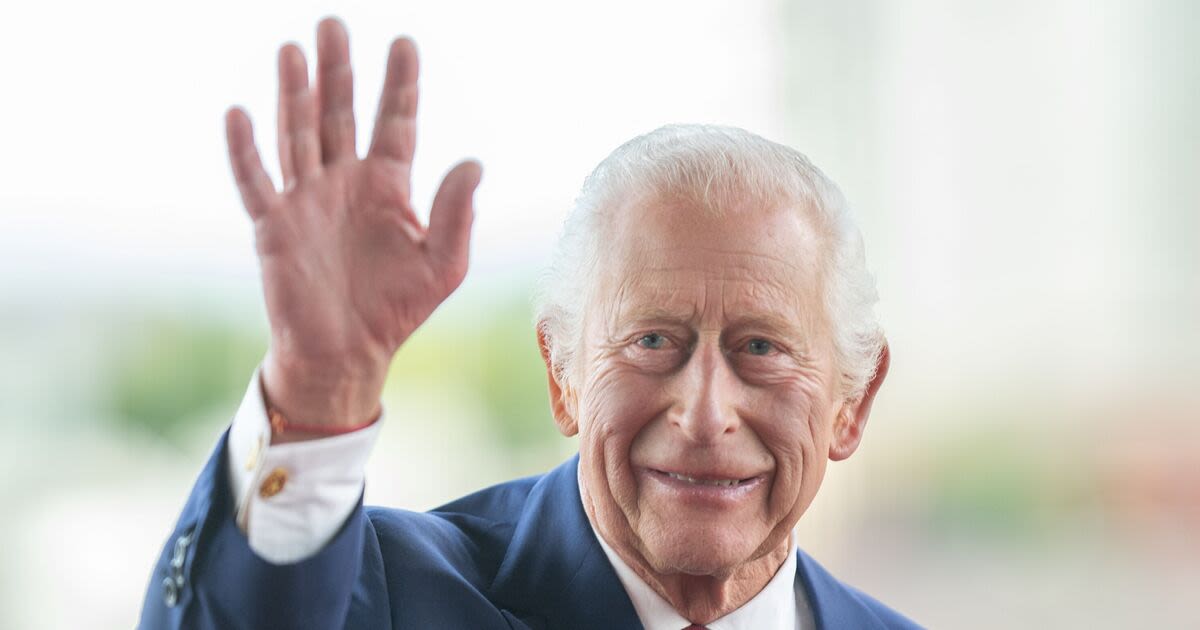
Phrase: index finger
[
  {"left": 225, "top": 107, "right": 276, "bottom": 220},
  {"left": 367, "top": 37, "right": 419, "bottom": 165}
]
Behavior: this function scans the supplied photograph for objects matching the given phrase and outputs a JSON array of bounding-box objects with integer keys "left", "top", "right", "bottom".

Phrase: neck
[{"left": 619, "top": 533, "right": 792, "bottom": 624}]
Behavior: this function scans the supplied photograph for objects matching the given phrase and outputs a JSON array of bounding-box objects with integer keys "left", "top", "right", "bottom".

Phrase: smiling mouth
[{"left": 655, "top": 470, "right": 758, "bottom": 487}]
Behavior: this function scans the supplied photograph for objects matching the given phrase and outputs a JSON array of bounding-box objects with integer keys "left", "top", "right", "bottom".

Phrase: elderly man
[{"left": 139, "top": 17, "right": 917, "bottom": 630}]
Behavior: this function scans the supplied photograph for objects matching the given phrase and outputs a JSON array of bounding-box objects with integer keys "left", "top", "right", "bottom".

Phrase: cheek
[
  {"left": 750, "top": 380, "right": 836, "bottom": 503},
  {"left": 577, "top": 367, "right": 670, "bottom": 500},
  {"left": 579, "top": 367, "right": 662, "bottom": 443}
]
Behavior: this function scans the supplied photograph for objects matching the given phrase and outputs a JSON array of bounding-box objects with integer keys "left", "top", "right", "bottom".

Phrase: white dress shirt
[{"left": 226, "top": 367, "right": 814, "bottom": 628}]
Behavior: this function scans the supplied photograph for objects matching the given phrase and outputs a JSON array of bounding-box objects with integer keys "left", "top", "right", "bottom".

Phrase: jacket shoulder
[
  {"left": 364, "top": 471, "right": 543, "bottom": 532},
  {"left": 840, "top": 582, "right": 924, "bottom": 629},
  {"left": 431, "top": 472, "right": 545, "bottom": 520},
  {"left": 797, "top": 549, "right": 924, "bottom": 629},
  {"left": 361, "top": 473, "right": 545, "bottom": 589}
]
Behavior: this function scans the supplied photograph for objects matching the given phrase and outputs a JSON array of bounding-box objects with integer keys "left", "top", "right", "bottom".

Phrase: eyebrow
[
  {"left": 724, "top": 312, "right": 812, "bottom": 345},
  {"left": 619, "top": 305, "right": 812, "bottom": 341},
  {"left": 620, "top": 305, "right": 695, "bottom": 322}
]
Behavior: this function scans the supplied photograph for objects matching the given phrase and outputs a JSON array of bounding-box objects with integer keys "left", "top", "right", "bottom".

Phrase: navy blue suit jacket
[{"left": 139, "top": 432, "right": 921, "bottom": 629}]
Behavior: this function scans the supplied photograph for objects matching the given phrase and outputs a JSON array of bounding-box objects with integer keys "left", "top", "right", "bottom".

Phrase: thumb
[{"left": 426, "top": 159, "right": 483, "bottom": 284}]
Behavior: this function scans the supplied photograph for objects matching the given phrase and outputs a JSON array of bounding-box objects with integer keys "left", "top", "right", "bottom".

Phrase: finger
[
  {"left": 426, "top": 160, "right": 482, "bottom": 285},
  {"left": 316, "top": 17, "right": 356, "bottom": 163},
  {"left": 367, "top": 38, "right": 419, "bottom": 166},
  {"left": 277, "top": 44, "right": 321, "bottom": 188},
  {"left": 225, "top": 107, "right": 276, "bottom": 219}
]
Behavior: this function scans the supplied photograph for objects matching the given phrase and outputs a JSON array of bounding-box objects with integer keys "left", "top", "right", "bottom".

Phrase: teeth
[{"left": 666, "top": 472, "right": 740, "bottom": 487}]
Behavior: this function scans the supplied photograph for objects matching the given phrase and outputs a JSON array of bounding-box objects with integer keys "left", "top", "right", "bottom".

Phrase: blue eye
[
  {"left": 637, "top": 333, "right": 667, "bottom": 349},
  {"left": 746, "top": 339, "right": 773, "bottom": 355}
]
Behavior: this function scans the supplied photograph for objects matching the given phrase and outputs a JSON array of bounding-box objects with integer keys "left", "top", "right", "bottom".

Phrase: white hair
[{"left": 533, "top": 124, "right": 884, "bottom": 401}]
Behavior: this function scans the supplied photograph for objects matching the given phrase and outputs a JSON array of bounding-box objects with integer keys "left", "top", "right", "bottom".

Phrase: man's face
[{"left": 564, "top": 198, "right": 854, "bottom": 578}]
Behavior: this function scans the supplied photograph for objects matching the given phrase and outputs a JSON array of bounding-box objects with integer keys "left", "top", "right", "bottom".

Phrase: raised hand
[{"left": 224, "top": 18, "right": 481, "bottom": 430}]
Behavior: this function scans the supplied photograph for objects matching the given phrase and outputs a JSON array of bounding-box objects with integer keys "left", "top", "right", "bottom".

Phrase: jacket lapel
[{"left": 489, "top": 455, "right": 643, "bottom": 630}]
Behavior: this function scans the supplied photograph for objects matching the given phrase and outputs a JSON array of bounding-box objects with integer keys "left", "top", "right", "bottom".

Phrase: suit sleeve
[
  {"left": 137, "top": 428, "right": 371, "bottom": 629},
  {"left": 137, "top": 369, "right": 381, "bottom": 630}
]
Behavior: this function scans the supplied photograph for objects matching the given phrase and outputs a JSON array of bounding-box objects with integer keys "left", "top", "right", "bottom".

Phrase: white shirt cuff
[{"left": 225, "top": 365, "right": 383, "bottom": 564}]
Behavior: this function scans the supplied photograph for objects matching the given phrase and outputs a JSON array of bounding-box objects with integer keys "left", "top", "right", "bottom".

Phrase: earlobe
[
  {"left": 537, "top": 323, "right": 579, "bottom": 437},
  {"left": 829, "top": 342, "right": 891, "bottom": 461},
  {"left": 556, "top": 389, "right": 579, "bottom": 437}
]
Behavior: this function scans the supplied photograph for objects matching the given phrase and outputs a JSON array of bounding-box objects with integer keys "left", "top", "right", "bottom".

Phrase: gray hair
[{"left": 533, "top": 124, "right": 884, "bottom": 401}]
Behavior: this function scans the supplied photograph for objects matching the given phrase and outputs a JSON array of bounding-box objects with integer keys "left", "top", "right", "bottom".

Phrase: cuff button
[{"left": 259, "top": 467, "right": 289, "bottom": 498}]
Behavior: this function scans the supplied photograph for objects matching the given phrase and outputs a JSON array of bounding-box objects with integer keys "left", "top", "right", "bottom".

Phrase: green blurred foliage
[
  {"left": 927, "top": 428, "right": 1047, "bottom": 539},
  {"left": 102, "top": 315, "right": 265, "bottom": 442},
  {"left": 388, "top": 289, "right": 556, "bottom": 449},
  {"left": 921, "top": 421, "right": 1099, "bottom": 544}
]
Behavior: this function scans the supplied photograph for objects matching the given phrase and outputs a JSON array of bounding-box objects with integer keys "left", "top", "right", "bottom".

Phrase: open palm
[{"left": 224, "top": 19, "right": 480, "bottom": 426}]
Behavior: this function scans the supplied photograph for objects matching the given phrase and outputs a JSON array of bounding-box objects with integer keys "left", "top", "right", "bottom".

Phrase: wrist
[{"left": 261, "top": 350, "right": 386, "bottom": 433}]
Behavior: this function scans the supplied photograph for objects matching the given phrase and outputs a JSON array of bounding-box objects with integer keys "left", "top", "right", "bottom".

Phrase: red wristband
[{"left": 267, "top": 405, "right": 378, "bottom": 435}]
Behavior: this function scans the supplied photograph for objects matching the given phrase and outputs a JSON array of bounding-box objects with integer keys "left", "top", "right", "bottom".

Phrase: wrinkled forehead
[
  {"left": 598, "top": 191, "right": 827, "bottom": 251},
  {"left": 587, "top": 197, "right": 831, "bottom": 335}
]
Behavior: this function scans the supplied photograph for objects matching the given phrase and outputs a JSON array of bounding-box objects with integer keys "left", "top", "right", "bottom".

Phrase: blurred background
[{"left": 1, "top": 0, "right": 1197, "bottom": 627}]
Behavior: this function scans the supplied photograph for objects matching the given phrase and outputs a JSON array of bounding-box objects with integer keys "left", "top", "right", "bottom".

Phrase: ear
[
  {"left": 537, "top": 322, "right": 579, "bottom": 437},
  {"left": 829, "top": 342, "right": 890, "bottom": 461}
]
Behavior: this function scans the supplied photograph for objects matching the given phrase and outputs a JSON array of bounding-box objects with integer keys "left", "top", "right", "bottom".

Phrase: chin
[{"left": 640, "top": 521, "right": 761, "bottom": 577}]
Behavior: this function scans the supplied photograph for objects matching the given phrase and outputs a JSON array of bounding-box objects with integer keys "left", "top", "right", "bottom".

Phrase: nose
[{"left": 671, "top": 337, "right": 741, "bottom": 444}]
